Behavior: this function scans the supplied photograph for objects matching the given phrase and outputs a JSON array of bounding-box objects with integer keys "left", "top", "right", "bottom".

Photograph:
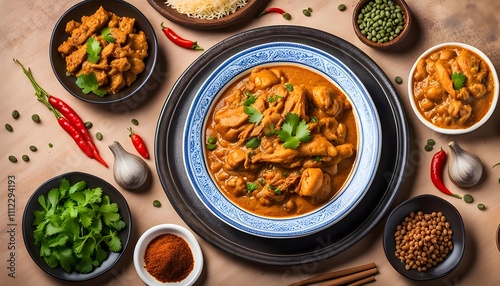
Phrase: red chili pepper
[
  {"left": 48, "top": 95, "right": 108, "bottom": 167},
  {"left": 128, "top": 127, "right": 149, "bottom": 159},
  {"left": 160, "top": 23, "right": 203, "bottom": 50},
  {"left": 57, "top": 117, "right": 94, "bottom": 158},
  {"left": 258, "top": 7, "right": 292, "bottom": 20},
  {"left": 15, "top": 59, "right": 108, "bottom": 167},
  {"left": 431, "top": 149, "right": 461, "bottom": 199}
]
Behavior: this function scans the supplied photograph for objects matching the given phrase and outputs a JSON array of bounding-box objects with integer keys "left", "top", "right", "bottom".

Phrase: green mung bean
[
  {"left": 5, "top": 123, "right": 13, "bottom": 132},
  {"left": 424, "top": 144, "right": 433, "bottom": 152},
  {"left": 96, "top": 132, "right": 103, "bottom": 141},
  {"left": 9, "top": 155, "right": 17, "bottom": 162},
  {"left": 22, "top": 154, "right": 30, "bottom": 162},
  {"left": 153, "top": 200, "right": 162, "bottom": 207},
  {"left": 477, "top": 203, "right": 486, "bottom": 210},
  {"left": 32, "top": 114, "right": 41, "bottom": 123},
  {"left": 303, "top": 9, "right": 311, "bottom": 17},
  {"left": 427, "top": 139, "right": 436, "bottom": 146},
  {"left": 395, "top": 76, "right": 403, "bottom": 84},
  {"left": 131, "top": 118, "right": 139, "bottom": 125},
  {"left": 48, "top": 143, "right": 53, "bottom": 148},
  {"left": 463, "top": 194, "right": 474, "bottom": 203},
  {"left": 12, "top": 110, "right": 19, "bottom": 119},
  {"left": 338, "top": 4, "right": 346, "bottom": 11},
  {"left": 29, "top": 145, "right": 37, "bottom": 152},
  {"left": 358, "top": 0, "right": 405, "bottom": 44},
  {"left": 85, "top": 121, "right": 93, "bottom": 129}
]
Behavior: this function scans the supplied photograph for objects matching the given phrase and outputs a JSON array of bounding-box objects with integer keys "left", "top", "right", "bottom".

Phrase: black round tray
[{"left": 154, "top": 25, "right": 409, "bottom": 266}]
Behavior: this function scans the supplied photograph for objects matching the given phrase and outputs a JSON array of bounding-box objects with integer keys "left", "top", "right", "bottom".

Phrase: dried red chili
[
  {"left": 144, "top": 233, "right": 194, "bottom": 283},
  {"left": 258, "top": 7, "right": 292, "bottom": 20},
  {"left": 160, "top": 23, "right": 203, "bottom": 50},
  {"left": 431, "top": 149, "right": 461, "bottom": 199},
  {"left": 128, "top": 127, "right": 149, "bottom": 159}
]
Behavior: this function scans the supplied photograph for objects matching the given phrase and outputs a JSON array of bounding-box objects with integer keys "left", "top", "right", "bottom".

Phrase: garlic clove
[
  {"left": 109, "top": 141, "right": 150, "bottom": 190},
  {"left": 447, "top": 140, "right": 483, "bottom": 188}
]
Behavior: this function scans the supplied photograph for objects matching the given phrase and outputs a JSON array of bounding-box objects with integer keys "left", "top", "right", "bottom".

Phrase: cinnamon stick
[
  {"left": 318, "top": 267, "right": 378, "bottom": 286},
  {"left": 347, "top": 275, "right": 376, "bottom": 286},
  {"left": 287, "top": 263, "right": 377, "bottom": 286}
]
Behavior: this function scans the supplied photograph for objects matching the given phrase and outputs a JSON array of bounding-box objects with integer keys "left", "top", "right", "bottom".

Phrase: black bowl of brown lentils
[
  {"left": 383, "top": 194, "right": 466, "bottom": 280},
  {"left": 352, "top": 0, "right": 412, "bottom": 49}
]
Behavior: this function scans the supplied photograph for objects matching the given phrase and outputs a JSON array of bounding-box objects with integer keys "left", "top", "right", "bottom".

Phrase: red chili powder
[{"left": 144, "top": 233, "right": 194, "bottom": 282}]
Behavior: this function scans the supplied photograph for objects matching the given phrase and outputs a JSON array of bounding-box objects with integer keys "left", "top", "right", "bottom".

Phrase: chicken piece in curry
[
  {"left": 57, "top": 6, "right": 148, "bottom": 95},
  {"left": 412, "top": 46, "right": 495, "bottom": 129},
  {"left": 205, "top": 66, "right": 358, "bottom": 218}
]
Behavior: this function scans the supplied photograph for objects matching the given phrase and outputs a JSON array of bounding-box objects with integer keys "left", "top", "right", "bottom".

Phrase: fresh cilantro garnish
[
  {"left": 86, "top": 37, "right": 101, "bottom": 64},
  {"left": 277, "top": 113, "right": 311, "bottom": 149},
  {"left": 310, "top": 116, "right": 318, "bottom": 123},
  {"left": 265, "top": 124, "right": 276, "bottom": 136},
  {"left": 76, "top": 73, "right": 107, "bottom": 97},
  {"left": 243, "top": 90, "right": 256, "bottom": 106},
  {"left": 314, "top": 156, "right": 322, "bottom": 162},
  {"left": 32, "top": 178, "right": 125, "bottom": 274},
  {"left": 267, "top": 94, "right": 282, "bottom": 103},
  {"left": 451, "top": 72, "right": 466, "bottom": 90},
  {"left": 285, "top": 83, "right": 294, "bottom": 91},
  {"left": 244, "top": 106, "right": 263, "bottom": 124},
  {"left": 258, "top": 178, "right": 265, "bottom": 185},
  {"left": 246, "top": 182, "right": 259, "bottom": 193},
  {"left": 100, "top": 27, "right": 115, "bottom": 43},
  {"left": 245, "top": 137, "right": 261, "bottom": 149}
]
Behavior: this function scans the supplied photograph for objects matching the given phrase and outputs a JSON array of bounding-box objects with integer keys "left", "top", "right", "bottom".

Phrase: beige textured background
[{"left": 1, "top": 0, "right": 499, "bottom": 285}]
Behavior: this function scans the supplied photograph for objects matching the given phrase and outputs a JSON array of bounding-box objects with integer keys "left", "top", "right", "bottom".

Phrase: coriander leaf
[
  {"left": 59, "top": 179, "right": 71, "bottom": 197},
  {"left": 57, "top": 247, "right": 77, "bottom": 273},
  {"left": 86, "top": 37, "right": 101, "bottom": 64},
  {"left": 451, "top": 72, "right": 466, "bottom": 90},
  {"left": 75, "top": 256, "right": 94, "bottom": 274},
  {"left": 69, "top": 181, "right": 86, "bottom": 194},
  {"left": 243, "top": 90, "right": 256, "bottom": 106},
  {"left": 277, "top": 113, "right": 311, "bottom": 149},
  {"left": 95, "top": 244, "right": 108, "bottom": 263},
  {"left": 244, "top": 106, "right": 263, "bottom": 124},
  {"left": 109, "top": 219, "right": 126, "bottom": 231},
  {"left": 246, "top": 182, "right": 259, "bottom": 193},
  {"left": 246, "top": 137, "right": 261, "bottom": 149},
  {"left": 44, "top": 253, "right": 59, "bottom": 269},
  {"left": 103, "top": 231, "right": 122, "bottom": 252},
  {"left": 100, "top": 27, "right": 115, "bottom": 43},
  {"left": 285, "top": 83, "right": 294, "bottom": 91},
  {"left": 76, "top": 73, "right": 107, "bottom": 97}
]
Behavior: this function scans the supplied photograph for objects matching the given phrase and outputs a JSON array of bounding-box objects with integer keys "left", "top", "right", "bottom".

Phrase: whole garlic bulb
[
  {"left": 447, "top": 140, "right": 483, "bottom": 188},
  {"left": 109, "top": 141, "right": 149, "bottom": 190}
]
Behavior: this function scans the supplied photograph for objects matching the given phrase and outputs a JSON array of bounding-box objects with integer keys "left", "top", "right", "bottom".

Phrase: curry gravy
[{"left": 205, "top": 65, "right": 358, "bottom": 218}]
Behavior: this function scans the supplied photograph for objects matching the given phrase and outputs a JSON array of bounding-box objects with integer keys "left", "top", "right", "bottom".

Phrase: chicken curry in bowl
[
  {"left": 205, "top": 65, "right": 358, "bottom": 218},
  {"left": 410, "top": 44, "right": 497, "bottom": 132}
]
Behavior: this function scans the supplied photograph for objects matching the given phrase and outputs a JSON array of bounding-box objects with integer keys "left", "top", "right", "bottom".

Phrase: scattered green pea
[
  {"left": 207, "top": 136, "right": 217, "bottom": 144},
  {"left": 477, "top": 203, "right": 486, "bottom": 210},
  {"left": 5, "top": 123, "right": 13, "bottom": 132},
  {"left": 303, "top": 9, "right": 311, "bottom": 17},
  {"left": 131, "top": 118, "right": 139, "bottom": 126},
  {"left": 29, "top": 145, "right": 38, "bottom": 152},
  {"left": 22, "top": 154, "right": 30, "bottom": 162},
  {"left": 427, "top": 139, "right": 436, "bottom": 146},
  {"left": 85, "top": 121, "right": 93, "bottom": 129},
  {"left": 12, "top": 110, "right": 20, "bottom": 119},
  {"left": 424, "top": 144, "right": 433, "bottom": 152},
  {"left": 153, "top": 200, "right": 162, "bottom": 207},
  {"left": 8, "top": 155, "right": 17, "bottom": 162},
  {"left": 463, "top": 194, "right": 474, "bottom": 203},
  {"left": 32, "top": 114, "right": 41, "bottom": 123},
  {"left": 96, "top": 132, "right": 103, "bottom": 141},
  {"left": 338, "top": 4, "right": 347, "bottom": 11},
  {"left": 395, "top": 76, "right": 403, "bottom": 84},
  {"left": 206, "top": 143, "right": 216, "bottom": 151}
]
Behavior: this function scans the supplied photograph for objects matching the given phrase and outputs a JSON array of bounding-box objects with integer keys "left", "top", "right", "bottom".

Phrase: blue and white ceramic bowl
[{"left": 184, "top": 42, "right": 381, "bottom": 238}]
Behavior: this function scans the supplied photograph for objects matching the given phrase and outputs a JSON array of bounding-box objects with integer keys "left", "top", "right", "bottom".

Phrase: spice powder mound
[{"left": 144, "top": 233, "right": 194, "bottom": 282}]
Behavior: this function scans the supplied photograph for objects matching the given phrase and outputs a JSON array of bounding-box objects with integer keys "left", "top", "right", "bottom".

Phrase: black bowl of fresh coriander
[{"left": 22, "top": 172, "right": 132, "bottom": 281}]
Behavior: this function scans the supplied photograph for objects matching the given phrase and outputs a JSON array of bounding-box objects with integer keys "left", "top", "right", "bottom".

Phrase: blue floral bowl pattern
[{"left": 184, "top": 42, "right": 381, "bottom": 238}]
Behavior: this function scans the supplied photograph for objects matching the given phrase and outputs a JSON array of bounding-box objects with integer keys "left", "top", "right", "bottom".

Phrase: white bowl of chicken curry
[{"left": 408, "top": 42, "right": 498, "bottom": 134}]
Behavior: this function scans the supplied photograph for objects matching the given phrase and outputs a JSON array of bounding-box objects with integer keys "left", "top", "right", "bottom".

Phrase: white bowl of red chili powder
[{"left": 133, "top": 224, "right": 203, "bottom": 285}]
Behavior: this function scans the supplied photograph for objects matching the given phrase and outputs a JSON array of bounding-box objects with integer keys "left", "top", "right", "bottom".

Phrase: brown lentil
[{"left": 394, "top": 211, "right": 453, "bottom": 272}]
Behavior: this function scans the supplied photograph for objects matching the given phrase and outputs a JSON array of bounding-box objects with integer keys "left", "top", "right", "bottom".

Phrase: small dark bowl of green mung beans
[{"left": 353, "top": 0, "right": 412, "bottom": 49}]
